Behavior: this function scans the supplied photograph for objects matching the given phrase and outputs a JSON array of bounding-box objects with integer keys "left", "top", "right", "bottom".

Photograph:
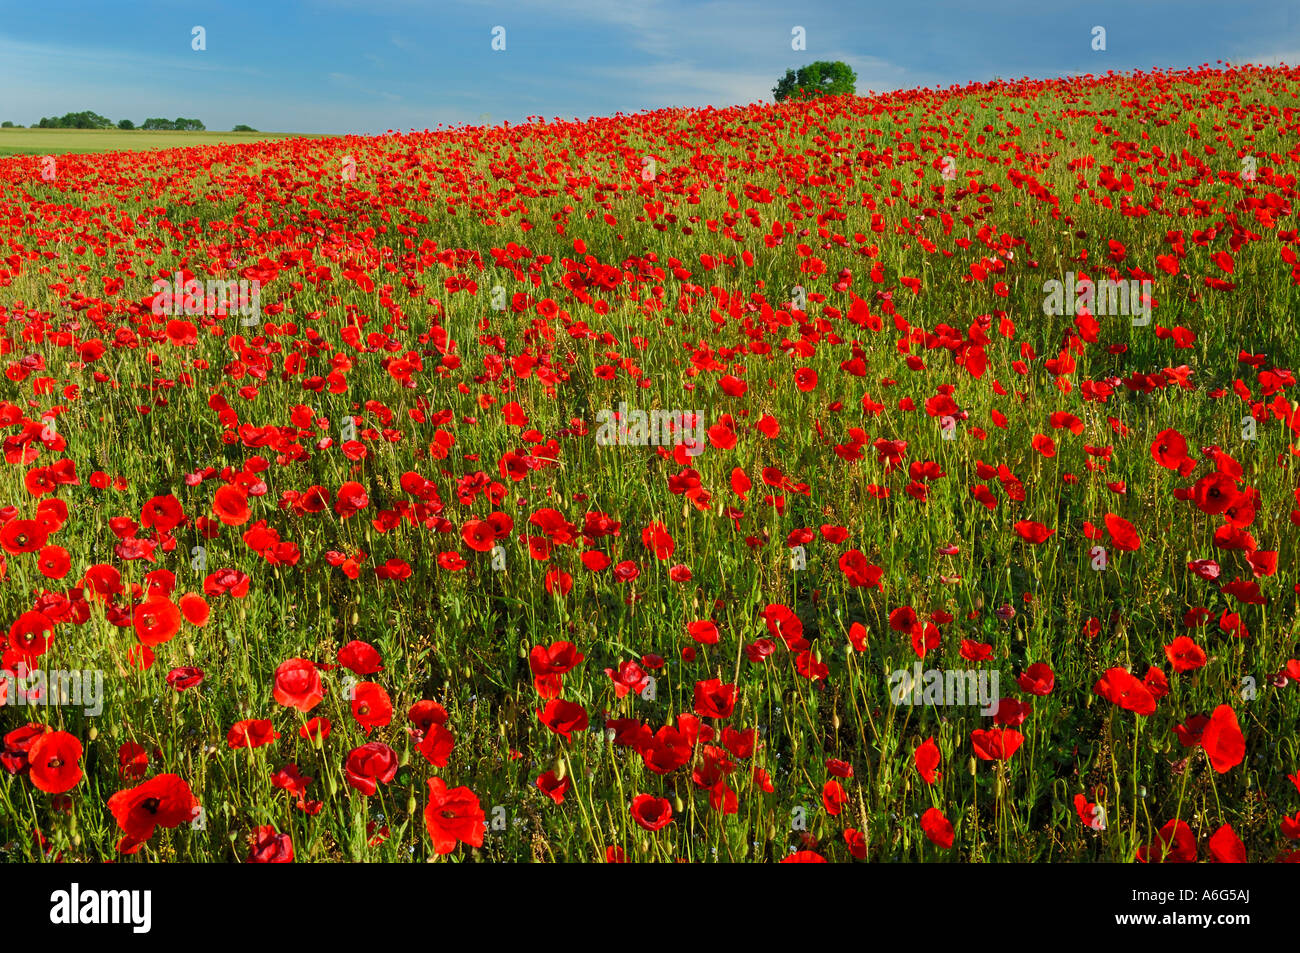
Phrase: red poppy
[
  {"left": 424, "top": 776, "right": 486, "bottom": 854},
  {"left": 351, "top": 682, "right": 394, "bottom": 734},
  {"left": 345, "top": 742, "right": 399, "bottom": 795},
  {"left": 920, "top": 807, "right": 954, "bottom": 848},
  {"left": 227, "top": 719, "right": 280, "bottom": 749},
  {"left": 1200, "top": 704, "right": 1246, "bottom": 773},
  {"left": 1012, "top": 520, "right": 1055, "bottom": 544},
  {"left": 212, "top": 485, "right": 251, "bottom": 526},
  {"left": 273, "top": 658, "right": 324, "bottom": 712},
  {"left": 692, "top": 678, "right": 737, "bottom": 719},
  {"left": 133, "top": 598, "right": 181, "bottom": 647},
  {"left": 536, "top": 699, "right": 589, "bottom": 741},
  {"left": 630, "top": 794, "right": 673, "bottom": 831},
  {"left": 107, "top": 774, "right": 199, "bottom": 843},
  {"left": 246, "top": 825, "right": 294, "bottom": 863},
  {"left": 28, "top": 730, "right": 83, "bottom": 793},
  {"left": 971, "top": 727, "right": 1024, "bottom": 761},
  {"left": 337, "top": 639, "right": 383, "bottom": 674}
]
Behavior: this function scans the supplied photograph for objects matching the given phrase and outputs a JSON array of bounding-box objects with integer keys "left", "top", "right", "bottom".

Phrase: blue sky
[{"left": 1, "top": 0, "right": 1297, "bottom": 134}]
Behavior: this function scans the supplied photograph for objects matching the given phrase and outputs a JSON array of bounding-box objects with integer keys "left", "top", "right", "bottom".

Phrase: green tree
[
  {"left": 36, "top": 111, "right": 115, "bottom": 129},
  {"left": 232, "top": 124, "right": 256, "bottom": 132},
  {"left": 117, "top": 118, "right": 135, "bottom": 130},
  {"left": 141, "top": 118, "right": 175, "bottom": 130},
  {"left": 773, "top": 61, "right": 857, "bottom": 102},
  {"left": 1, "top": 121, "right": 14, "bottom": 128}
]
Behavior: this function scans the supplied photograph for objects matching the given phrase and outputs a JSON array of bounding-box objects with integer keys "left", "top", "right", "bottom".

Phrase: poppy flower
[
  {"left": 1150, "top": 429, "right": 1189, "bottom": 471},
  {"left": 417, "top": 723, "right": 456, "bottom": 767},
  {"left": 1137, "top": 819, "right": 1197, "bottom": 863},
  {"left": 915, "top": 737, "right": 942, "bottom": 784},
  {"left": 1012, "top": 520, "right": 1055, "bottom": 544},
  {"left": 0, "top": 520, "right": 48, "bottom": 555},
  {"left": 1164, "top": 636, "right": 1207, "bottom": 674},
  {"left": 166, "top": 666, "right": 205, "bottom": 691},
  {"left": 424, "top": 776, "right": 486, "bottom": 854},
  {"left": 692, "top": 678, "right": 737, "bottom": 719},
  {"left": 780, "top": 850, "right": 827, "bottom": 863},
  {"left": 227, "top": 719, "right": 280, "bottom": 749},
  {"left": 920, "top": 807, "right": 954, "bottom": 848},
  {"left": 687, "top": 620, "right": 719, "bottom": 644},
  {"left": 8, "top": 611, "right": 54, "bottom": 659},
  {"left": 1016, "top": 662, "right": 1055, "bottom": 695},
  {"left": 536, "top": 699, "right": 589, "bottom": 741},
  {"left": 211, "top": 485, "right": 251, "bottom": 526},
  {"left": 1073, "top": 794, "right": 1106, "bottom": 831},
  {"left": 246, "top": 825, "right": 294, "bottom": 863},
  {"left": 1207, "top": 824, "right": 1246, "bottom": 863},
  {"left": 35, "top": 545, "right": 70, "bottom": 580},
  {"left": 1093, "top": 667, "right": 1156, "bottom": 716},
  {"left": 822, "top": 779, "right": 848, "bottom": 815},
  {"left": 107, "top": 773, "right": 199, "bottom": 843},
  {"left": 536, "top": 770, "right": 570, "bottom": 805},
  {"left": 1104, "top": 513, "right": 1141, "bottom": 551},
  {"left": 1200, "top": 704, "right": 1246, "bottom": 773},
  {"left": 461, "top": 520, "right": 495, "bottom": 552},
  {"left": 133, "top": 598, "right": 181, "bottom": 647},
  {"left": 630, "top": 794, "right": 673, "bottom": 831},
  {"left": 27, "top": 730, "right": 83, "bottom": 793},
  {"left": 351, "top": 682, "right": 394, "bottom": 734},
  {"left": 345, "top": 742, "right": 399, "bottom": 795},
  {"left": 337, "top": 639, "right": 383, "bottom": 675},
  {"left": 273, "top": 658, "right": 324, "bottom": 712}
]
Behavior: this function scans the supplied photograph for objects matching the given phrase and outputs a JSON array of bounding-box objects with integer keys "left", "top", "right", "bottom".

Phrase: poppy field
[{"left": 4, "top": 64, "right": 1300, "bottom": 864}]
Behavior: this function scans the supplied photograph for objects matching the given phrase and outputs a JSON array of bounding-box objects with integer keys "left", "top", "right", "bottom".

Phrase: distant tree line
[{"left": 9, "top": 112, "right": 255, "bottom": 132}]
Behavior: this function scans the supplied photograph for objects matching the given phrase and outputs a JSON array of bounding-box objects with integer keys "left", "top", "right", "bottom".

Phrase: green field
[{"left": 0, "top": 128, "right": 322, "bottom": 157}]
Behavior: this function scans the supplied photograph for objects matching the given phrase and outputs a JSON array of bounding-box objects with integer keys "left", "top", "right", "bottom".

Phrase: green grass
[{"left": 0, "top": 128, "right": 324, "bottom": 156}]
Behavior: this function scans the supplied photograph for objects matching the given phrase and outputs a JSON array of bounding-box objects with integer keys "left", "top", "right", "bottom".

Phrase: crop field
[
  {"left": 2, "top": 64, "right": 1300, "bottom": 864},
  {"left": 0, "top": 129, "right": 313, "bottom": 157}
]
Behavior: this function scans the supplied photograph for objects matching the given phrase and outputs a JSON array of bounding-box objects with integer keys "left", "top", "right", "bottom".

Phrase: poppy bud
[
  {"left": 968, "top": 756, "right": 977, "bottom": 776},
  {"left": 554, "top": 756, "right": 567, "bottom": 781},
  {"left": 350, "top": 610, "right": 359, "bottom": 626},
  {"left": 87, "top": 726, "right": 98, "bottom": 741},
  {"left": 673, "top": 794, "right": 685, "bottom": 813},
  {"left": 406, "top": 795, "right": 417, "bottom": 814}
]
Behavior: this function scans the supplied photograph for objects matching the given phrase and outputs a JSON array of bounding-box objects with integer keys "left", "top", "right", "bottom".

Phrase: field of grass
[
  {"left": 0, "top": 128, "right": 318, "bottom": 156},
  {"left": 1, "top": 65, "right": 1299, "bottom": 864}
]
